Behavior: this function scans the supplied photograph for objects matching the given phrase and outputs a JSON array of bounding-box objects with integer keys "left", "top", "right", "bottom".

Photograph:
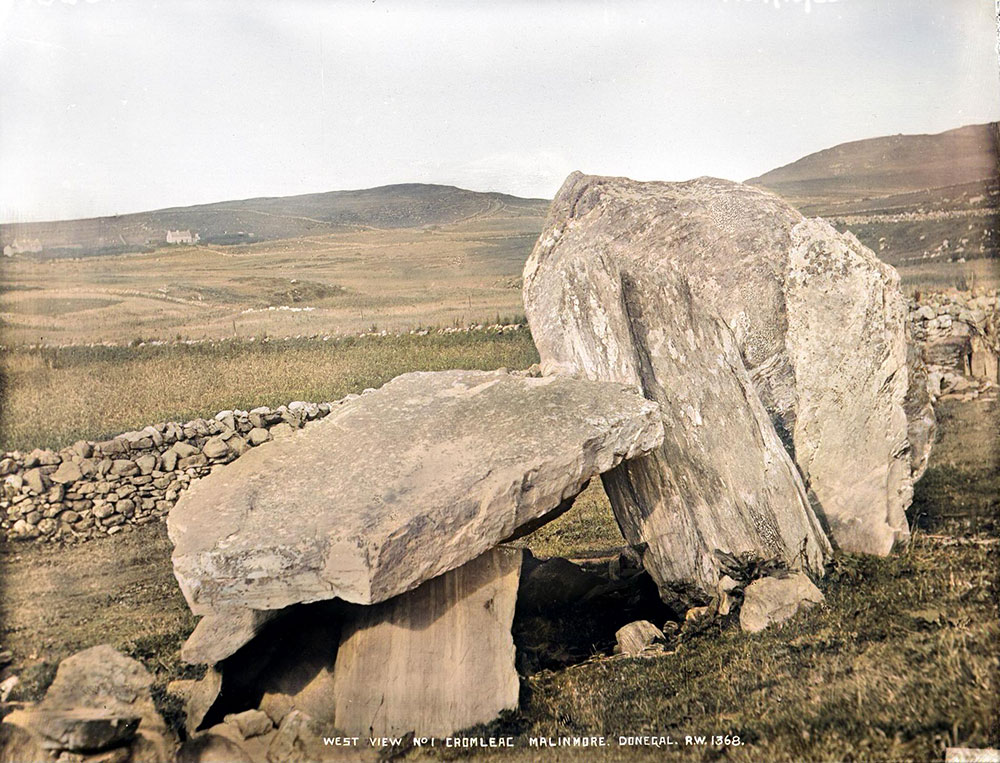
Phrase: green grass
[
  {"left": 0, "top": 331, "right": 539, "bottom": 451},
  {"left": 420, "top": 531, "right": 999, "bottom": 763}
]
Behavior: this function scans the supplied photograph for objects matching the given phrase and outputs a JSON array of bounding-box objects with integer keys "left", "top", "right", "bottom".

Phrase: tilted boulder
[
  {"left": 524, "top": 194, "right": 830, "bottom": 601},
  {"left": 525, "top": 172, "right": 912, "bottom": 558},
  {"left": 168, "top": 369, "right": 663, "bottom": 615}
]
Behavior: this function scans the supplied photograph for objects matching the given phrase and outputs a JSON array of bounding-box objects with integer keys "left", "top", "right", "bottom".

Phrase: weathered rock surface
[
  {"left": 181, "top": 609, "right": 281, "bottom": 665},
  {"left": 739, "top": 573, "right": 824, "bottom": 633},
  {"left": 22, "top": 708, "right": 140, "bottom": 752},
  {"left": 2, "top": 645, "right": 173, "bottom": 761},
  {"left": 169, "top": 669, "right": 222, "bottom": 735},
  {"left": 615, "top": 620, "right": 666, "bottom": 656},
  {"left": 169, "top": 369, "right": 662, "bottom": 614},
  {"left": 332, "top": 547, "right": 522, "bottom": 737},
  {"left": 524, "top": 176, "right": 830, "bottom": 601},
  {"left": 525, "top": 171, "right": 911, "bottom": 558}
]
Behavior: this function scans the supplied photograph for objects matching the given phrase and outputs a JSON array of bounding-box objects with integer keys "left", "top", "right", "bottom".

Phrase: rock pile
[
  {"left": 1, "top": 645, "right": 173, "bottom": 761},
  {"left": 908, "top": 290, "right": 999, "bottom": 396},
  {"left": 0, "top": 399, "right": 351, "bottom": 543},
  {"left": 165, "top": 369, "right": 664, "bottom": 746}
]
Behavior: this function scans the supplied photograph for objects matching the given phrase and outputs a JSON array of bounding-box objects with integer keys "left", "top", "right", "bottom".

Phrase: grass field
[
  {"left": 0, "top": 214, "right": 540, "bottom": 347},
  {"left": 1, "top": 397, "right": 995, "bottom": 761},
  {"left": 0, "top": 330, "right": 539, "bottom": 451}
]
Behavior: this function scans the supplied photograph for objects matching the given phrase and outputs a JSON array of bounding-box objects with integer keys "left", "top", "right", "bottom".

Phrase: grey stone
[
  {"left": 222, "top": 710, "right": 272, "bottom": 739},
  {"left": 161, "top": 450, "right": 179, "bottom": 472},
  {"left": 168, "top": 669, "right": 222, "bottom": 736},
  {"left": 615, "top": 620, "right": 666, "bottom": 656},
  {"left": 23, "top": 468, "right": 46, "bottom": 494},
  {"left": 135, "top": 454, "right": 157, "bottom": 475},
  {"left": 333, "top": 547, "right": 522, "bottom": 737},
  {"left": 168, "top": 369, "right": 662, "bottom": 613},
  {"left": 110, "top": 459, "right": 139, "bottom": 477},
  {"left": 525, "top": 172, "right": 910, "bottom": 559},
  {"left": 51, "top": 461, "right": 83, "bottom": 485},
  {"left": 172, "top": 442, "right": 201, "bottom": 458},
  {"left": 12, "top": 707, "right": 139, "bottom": 753},
  {"left": 524, "top": 175, "right": 829, "bottom": 602},
  {"left": 268, "top": 422, "right": 294, "bottom": 439},
  {"left": 739, "top": 572, "right": 824, "bottom": 633},
  {"left": 202, "top": 437, "right": 229, "bottom": 460},
  {"left": 181, "top": 610, "right": 281, "bottom": 665},
  {"left": 39, "top": 645, "right": 170, "bottom": 750},
  {"left": 247, "top": 428, "right": 270, "bottom": 446}
]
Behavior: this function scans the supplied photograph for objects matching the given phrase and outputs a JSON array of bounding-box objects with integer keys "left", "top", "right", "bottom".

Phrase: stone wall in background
[
  {"left": 909, "top": 289, "right": 999, "bottom": 399},
  {"left": 0, "top": 397, "right": 363, "bottom": 543},
  {"left": 1, "top": 290, "right": 996, "bottom": 546}
]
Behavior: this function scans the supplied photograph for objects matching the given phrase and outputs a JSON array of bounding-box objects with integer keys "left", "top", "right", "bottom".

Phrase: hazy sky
[{"left": 1, "top": 0, "right": 997, "bottom": 223}]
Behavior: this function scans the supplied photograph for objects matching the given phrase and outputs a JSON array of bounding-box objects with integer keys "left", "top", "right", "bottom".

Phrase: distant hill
[
  {"left": 0, "top": 183, "right": 551, "bottom": 259},
  {"left": 749, "top": 123, "right": 999, "bottom": 266},
  {"left": 748, "top": 123, "right": 999, "bottom": 213}
]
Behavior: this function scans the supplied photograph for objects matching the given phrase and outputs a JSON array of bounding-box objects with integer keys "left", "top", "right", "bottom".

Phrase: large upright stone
[
  {"left": 524, "top": 225, "right": 828, "bottom": 600},
  {"left": 333, "top": 547, "right": 522, "bottom": 737},
  {"left": 169, "top": 369, "right": 662, "bottom": 615},
  {"left": 525, "top": 172, "right": 911, "bottom": 557}
]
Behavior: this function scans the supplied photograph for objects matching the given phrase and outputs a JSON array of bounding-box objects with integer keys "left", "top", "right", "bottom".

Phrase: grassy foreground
[
  {"left": 0, "top": 331, "right": 539, "bottom": 451},
  {"left": 0, "top": 330, "right": 995, "bottom": 761}
]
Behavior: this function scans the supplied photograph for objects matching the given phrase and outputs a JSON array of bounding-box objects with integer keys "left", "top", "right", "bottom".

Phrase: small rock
[
  {"left": 71, "top": 441, "right": 94, "bottom": 459},
  {"left": 615, "top": 620, "right": 665, "bottom": 656},
  {"left": 247, "top": 428, "right": 270, "bottom": 446},
  {"left": 51, "top": 462, "right": 83, "bottom": 485},
  {"left": 202, "top": 438, "right": 229, "bottom": 460},
  {"left": 172, "top": 442, "right": 201, "bottom": 458},
  {"left": 222, "top": 709, "right": 272, "bottom": 739},
  {"left": 23, "top": 468, "right": 46, "bottom": 494},
  {"left": 168, "top": 668, "right": 222, "bottom": 736},
  {"left": 269, "top": 422, "right": 295, "bottom": 439},
  {"left": 110, "top": 460, "right": 139, "bottom": 477},
  {"left": 21, "top": 707, "right": 140, "bottom": 752},
  {"left": 0, "top": 674, "right": 18, "bottom": 701},
  {"left": 739, "top": 572, "right": 824, "bottom": 633},
  {"left": 135, "top": 454, "right": 157, "bottom": 475}
]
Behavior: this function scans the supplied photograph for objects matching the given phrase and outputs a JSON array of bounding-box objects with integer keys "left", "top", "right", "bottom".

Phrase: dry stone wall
[
  {"left": 908, "top": 289, "right": 999, "bottom": 398},
  {"left": 0, "top": 398, "right": 363, "bottom": 544}
]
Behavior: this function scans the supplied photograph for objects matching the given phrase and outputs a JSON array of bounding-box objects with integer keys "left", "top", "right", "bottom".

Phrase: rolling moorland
[
  {"left": 0, "top": 124, "right": 998, "bottom": 760},
  {"left": 1, "top": 123, "right": 998, "bottom": 351}
]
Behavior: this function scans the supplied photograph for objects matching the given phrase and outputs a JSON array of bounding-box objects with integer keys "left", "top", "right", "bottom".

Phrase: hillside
[
  {"left": 748, "top": 123, "right": 999, "bottom": 212},
  {"left": 0, "top": 183, "right": 550, "bottom": 259},
  {"left": 748, "top": 123, "right": 1000, "bottom": 270}
]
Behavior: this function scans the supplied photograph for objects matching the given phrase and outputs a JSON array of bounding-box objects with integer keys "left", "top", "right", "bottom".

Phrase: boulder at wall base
[
  {"left": 524, "top": 209, "right": 829, "bottom": 601},
  {"left": 168, "top": 369, "right": 663, "bottom": 615},
  {"left": 739, "top": 572, "right": 825, "bottom": 633},
  {"left": 524, "top": 172, "right": 912, "bottom": 557},
  {"left": 332, "top": 547, "right": 522, "bottom": 738}
]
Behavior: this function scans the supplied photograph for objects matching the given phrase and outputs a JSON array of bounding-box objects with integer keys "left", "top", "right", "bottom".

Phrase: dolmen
[
  {"left": 165, "top": 173, "right": 932, "bottom": 749},
  {"left": 167, "top": 369, "right": 663, "bottom": 743}
]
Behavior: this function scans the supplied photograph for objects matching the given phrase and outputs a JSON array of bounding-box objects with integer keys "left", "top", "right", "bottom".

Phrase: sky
[{"left": 0, "top": 0, "right": 998, "bottom": 223}]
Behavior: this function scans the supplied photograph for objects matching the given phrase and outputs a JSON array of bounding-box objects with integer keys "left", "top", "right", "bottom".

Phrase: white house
[{"left": 166, "top": 230, "right": 200, "bottom": 245}]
